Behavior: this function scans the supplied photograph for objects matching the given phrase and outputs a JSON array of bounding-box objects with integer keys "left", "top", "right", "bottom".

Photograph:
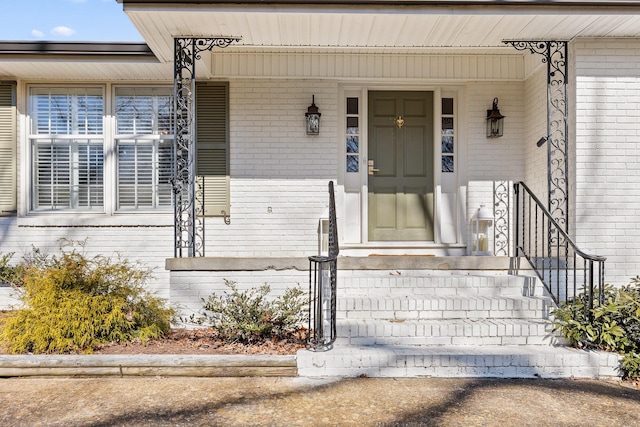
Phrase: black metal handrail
[
  {"left": 514, "top": 181, "right": 606, "bottom": 313},
  {"left": 307, "top": 181, "right": 339, "bottom": 351}
]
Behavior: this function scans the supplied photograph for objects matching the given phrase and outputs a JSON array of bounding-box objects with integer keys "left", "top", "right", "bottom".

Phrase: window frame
[
  {"left": 24, "top": 83, "right": 178, "bottom": 223},
  {"left": 28, "top": 85, "right": 106, "bottom": 213},
  {"left": 113, "top": 85, "right": 175, "bottom": 212}
]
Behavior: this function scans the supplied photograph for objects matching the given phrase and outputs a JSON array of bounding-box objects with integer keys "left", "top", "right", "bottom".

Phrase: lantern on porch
[
  {"left": 305, "top": 95, "right": 321, "bottom": 135},
  {"left": 471, "top": 205, "right": 495, "bottom": 256},
  {"left": 486, "top": 97, "right": 505, "bottom": 138}
]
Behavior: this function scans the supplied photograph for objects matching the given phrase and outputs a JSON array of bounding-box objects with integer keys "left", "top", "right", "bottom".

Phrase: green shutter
[
  {"left": 0, "top": 84, "right": 16, "bottom": 216},
  {"left": 196, "top": 82, "right": 229, "bottom": 217}
]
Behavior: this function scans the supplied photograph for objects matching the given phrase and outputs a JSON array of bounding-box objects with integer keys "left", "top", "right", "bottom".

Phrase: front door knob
[{"left": 368, "top": 159, "right": 380, "bottom": 175}]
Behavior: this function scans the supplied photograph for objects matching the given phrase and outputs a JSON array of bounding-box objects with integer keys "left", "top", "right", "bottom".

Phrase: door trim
[{"left": 338, "top": 84, "right": 467, "bottom": 251}]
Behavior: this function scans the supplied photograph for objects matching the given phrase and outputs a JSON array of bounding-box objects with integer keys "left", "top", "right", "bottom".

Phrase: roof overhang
[
  {"left": 117, "top": 0, "right": 640, "bottom": 63},
  {"left": 0, "top": 41, "right": 156, "bottom": 58},
  {"left": 0, "top": 41, "right": 173, "bottom": 81},
  {"left": 4, "top": 1, "right": 640, "bottom": 81},
  {"left": 116, "top": 0, "right": 640, "bottom": 6}
]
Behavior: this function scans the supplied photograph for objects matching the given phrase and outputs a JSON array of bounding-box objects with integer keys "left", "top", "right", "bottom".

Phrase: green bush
[
  {"left": 0, "top": 246, "right": 174, "bottom": 354},
  {"left": 0, "top": 246, "right": 57, "bottom": 288},
  {"left": 199, "top": 279, "right": 307, "bottom": 344},
  {"left": 552, "top": 277, "right": 640, "bottom": 379},
  {"left": 0, "top": 253, "right": 22, "bottom": 287}
]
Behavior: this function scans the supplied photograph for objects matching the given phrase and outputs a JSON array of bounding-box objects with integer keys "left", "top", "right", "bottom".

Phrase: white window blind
[
  {"left": 115, "top": 87, "right": 174, "bottom": 210},
  {"left": 115, "top": 87, "right": 173, "bottom": 135},
  {"left": 29, "top": 87, "right": 104, "bottom": 211},
  {"left": 30, "top": 87, "right": 103, "bottom": 135}
]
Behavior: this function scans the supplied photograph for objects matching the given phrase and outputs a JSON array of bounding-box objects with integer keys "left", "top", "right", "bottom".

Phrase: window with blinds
[
  {"left": 29, "top": 87, "right": 104, "bottom": 211},
  {"left": 115, "top": 86, "right": 174, "bottom": 210},
  {"left": 0, "top": 83, "right": 16, "bottom": 216},
  {"left": 196, "top": 82, "right": 230, "bottom": 217}
]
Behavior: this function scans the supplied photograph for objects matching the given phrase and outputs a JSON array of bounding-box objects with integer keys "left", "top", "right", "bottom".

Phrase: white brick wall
[
  {"left": 466, "top": 82, "right": 526, "bottom": 182},
  {"left": 524, "top": 66, "right": 548, "bottom": 201},
  {"left": 573, "top": 38, "right": 640, "bottom": 285},
  {"left": 465, "top": 82, "right": 525, "bottom": 255},
  {"left": 229, "top": 79, "right": 338, "bottom": 179},
  {"left": 201, "top": 79, "right": 339, "bottom": 257},
  {"left": 170, "top": 270, "right": 309, "bottom": 322},
  {"left": 0, "top": 221, "right": 174, "bottom": 299}
]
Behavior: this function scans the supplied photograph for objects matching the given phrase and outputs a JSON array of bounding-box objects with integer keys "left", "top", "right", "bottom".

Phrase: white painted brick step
[
  {"left": 296, "top": 345, "right": 622, "bottom": 379},
  {"left": 334, "top": 318, "right": 566, "bottom": 346},
  {"left": 337, "top": 295, "right": 552, "bottom": 320},
  {"left": 339, "top": 273, "right": 544, "bottom": 298}
]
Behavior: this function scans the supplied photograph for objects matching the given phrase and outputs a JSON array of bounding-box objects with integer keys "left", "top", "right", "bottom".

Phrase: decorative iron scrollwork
[
  {"left": 174, "top": 37, "right": 241, "bottom": 258},
  {"left": 221, "top": 210, "right": 231, "bottom": 225},
  {"left": 493, "top": 180, "right": 510, "bottom": 256},
  {"left": 504, "top": 40, "right": 568, "bottom": 236}
]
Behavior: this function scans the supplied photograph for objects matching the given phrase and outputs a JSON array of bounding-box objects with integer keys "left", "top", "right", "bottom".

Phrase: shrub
[
  {"left": 199, "top": 279, "right": 308, "bottom": 344},
  {"left": 0, "top": 253, "right": 23, "bottom": 287},
  {"left": 0, "top": 246, "right": 57, "bottom": 288},
  {"left": 0, "top": 246, "right": 174, "bottom": 354},
  {"left": 552, "top": 277, "right": 640, "bottom": 379}
]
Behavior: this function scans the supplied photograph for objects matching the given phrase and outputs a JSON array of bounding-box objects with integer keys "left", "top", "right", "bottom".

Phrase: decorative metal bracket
[
  {"left": 493, "top": 180, "right": 510, "bottom": 256},
  {"left": 221, "top": 210, "right": 231, "bottom": 225},
  {"left": 173, "top": 37, "right": 241, "bottom": 257},
  {"left": 503, "top": 40, "right": 568, "bottom": 235}
]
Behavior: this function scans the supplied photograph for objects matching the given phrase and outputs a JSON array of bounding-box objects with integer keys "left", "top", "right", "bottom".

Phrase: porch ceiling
[{"left": 123, "top": 3, "right": 640, "bottom": 63}]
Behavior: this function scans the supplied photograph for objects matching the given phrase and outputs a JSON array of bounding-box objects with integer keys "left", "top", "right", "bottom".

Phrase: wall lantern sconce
[
  {"left": 471, "top": 205, "right": 495, "bottom": 256},
  {"left": 486, "top": 97, "right": 505, "bottom": 138},
  {"left": 305, "top": 95, "right": 321, "bottom": 135}
]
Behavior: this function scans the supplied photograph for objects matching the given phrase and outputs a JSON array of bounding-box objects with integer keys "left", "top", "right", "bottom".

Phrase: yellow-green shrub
[{"left": 0, "top": 249, "right": 173, "bottom": 354}]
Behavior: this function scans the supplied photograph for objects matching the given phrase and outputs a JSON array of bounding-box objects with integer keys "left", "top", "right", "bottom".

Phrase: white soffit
[
  {"left": 124, "top": 5, "right": 640, "bottom": 63},
  {"left": 0, "top": 61, "right": 173, "bottom": 81}
]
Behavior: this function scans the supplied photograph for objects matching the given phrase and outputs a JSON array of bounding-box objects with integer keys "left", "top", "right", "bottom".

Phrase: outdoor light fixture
[
  {"left": 471, "top": 205, "right": 495, "bottom": 256},
  {"left": 486, "top": 97, "right": 505, "bottom": 138},
  {"left": 305, "top": 95, "right": 321, "bottom": 135},
  {"left": 536, "top": 136, "right": 548, "bottom": 147}
]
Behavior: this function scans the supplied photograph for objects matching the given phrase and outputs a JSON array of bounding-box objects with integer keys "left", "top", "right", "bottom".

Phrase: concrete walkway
[{"left": 0, "top": 376, "right": 638, "bottom": 426}]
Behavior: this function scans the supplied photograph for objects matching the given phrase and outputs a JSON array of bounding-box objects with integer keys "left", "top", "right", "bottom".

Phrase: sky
[{"left": 1, "top": 0, "right": 143, "bottom": 42}]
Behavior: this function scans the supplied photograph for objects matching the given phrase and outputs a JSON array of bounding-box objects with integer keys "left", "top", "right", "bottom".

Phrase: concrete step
[
  {"left": 337, "top": 295, "right": 552, "bottom": 321},
  {"left": 333, "top": 318, "right": 566, "bottom": 347},
  {"left": 296, "top": 345, "right": 621, "bottom": 379},
  {"left": 338, "top": 273, "right": 544, "bottom": 298}
]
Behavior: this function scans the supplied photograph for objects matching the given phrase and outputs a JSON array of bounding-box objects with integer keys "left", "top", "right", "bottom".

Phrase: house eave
[
  {"left": 0, "top": 42, "right": 173, "bottom": 81},
  {"left": 0, "top": 41, "right": 158, "bottom": 61},
  {"left": 117, "top": 0, "right": 640, "bottom": 7}
]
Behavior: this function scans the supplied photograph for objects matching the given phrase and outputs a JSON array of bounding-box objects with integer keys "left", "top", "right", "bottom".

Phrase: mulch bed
[
  {"left": 0, "top": 310, "right": 307, "bottom": 355},
  {"left": 92, "top": 328, "right": 308, "bottom": 355}
]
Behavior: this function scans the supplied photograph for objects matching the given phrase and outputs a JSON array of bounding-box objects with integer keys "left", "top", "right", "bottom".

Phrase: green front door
[{"left": 368, "top": 91, "right": 434, "bottom": 241}]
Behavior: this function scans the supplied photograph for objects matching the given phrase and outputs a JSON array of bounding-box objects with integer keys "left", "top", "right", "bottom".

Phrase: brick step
[
  {"left": 333, "top": 318, "right": 566, "bottom": 347},
  {"left": 337, "top": 273, "right": 544, "bottom": 298},
  {"left": 337, "top": 295, "right": 553, "bottom": 321},
  {"left": 296, "top": 345, "right": 621, "bottom": 378}
]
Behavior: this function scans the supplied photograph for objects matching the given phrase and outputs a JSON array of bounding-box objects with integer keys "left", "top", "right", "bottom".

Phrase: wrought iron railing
[
  {"left": 307, "top": 181, "right": 338, "bottom": 351},
  {"left": 514, "top": 182, "right": 606, "bottom": 313}
]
